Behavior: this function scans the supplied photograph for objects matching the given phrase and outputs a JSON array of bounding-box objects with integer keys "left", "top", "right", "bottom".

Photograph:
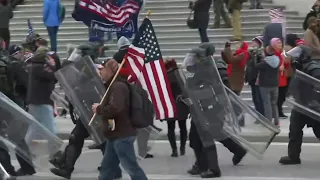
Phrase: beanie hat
[
  {"left": 117, "top": 36, "right": 131, "bottom": 50},
  {"left": 252, "top": 36, "right": 263, "bottom": 47}
]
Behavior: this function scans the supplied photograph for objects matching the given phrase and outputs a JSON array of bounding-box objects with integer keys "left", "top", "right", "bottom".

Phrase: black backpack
[
  {"left": 0, "top": 53, "right": 14, "bottom": 98},
  {"left": 126, "top": 83, "right": 154, "bottom": 128}
]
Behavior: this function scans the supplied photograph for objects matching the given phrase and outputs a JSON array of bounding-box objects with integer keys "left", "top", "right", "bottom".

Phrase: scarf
[{"left": 227, "top": 42, "right": 249, "bottom": 75}]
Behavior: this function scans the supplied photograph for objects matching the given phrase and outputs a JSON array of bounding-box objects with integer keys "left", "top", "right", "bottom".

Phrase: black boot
[
  {"left": 168, "top": 132, "right": 178, "bottom": 157},
  {"left": 50, "top": 145, "right": 80, "bottom": 179},
  {"left": 200, "top": 169, "right": 221, "bottom": 178},
  {"left": 0, "top": 149, "right": 16, "bottom": 176},
  {"left": 220, "top": 138, "right": 247, "bottom": 165},
  {"left": 180, "top": 129, "right": 187, "bottom": 156},
  {"left": 279, "top": 156, "right": 301, "bottom": 165},
  {"left": 187, "top": 164, "right": 202, "bottom": 175},
  {"left": 49, "top": 150, "right": 65, "bottom": 169},
  {"left": 16, "top": 155, "right": 36, "bottom": 176}
]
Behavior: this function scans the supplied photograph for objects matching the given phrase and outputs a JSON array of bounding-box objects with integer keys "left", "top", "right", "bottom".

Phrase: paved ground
[
  {"left": 5, "top": 142, "right": 320, "bottom": 180},
  {"left": 55, "top": 113, "right": 320, "bottom": 143}
]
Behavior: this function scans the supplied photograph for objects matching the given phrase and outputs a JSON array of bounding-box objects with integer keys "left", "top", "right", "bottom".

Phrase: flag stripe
[
  {"left": 79, "top": 0, "right": 139, "bottom": 26},
  {"left": 126, "top": 45, "right": 145, "bottom": 81},
  {"left": 141, "top": 65, "right": 161, "bottom": 118},
  {"left": 149, "top": 62, "right": 168, "bottom": 119},
  {"left": 158, "top": 59, "right": 176, "bottom": 118}
]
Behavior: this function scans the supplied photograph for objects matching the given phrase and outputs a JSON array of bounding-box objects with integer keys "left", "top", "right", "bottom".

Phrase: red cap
[{"left": 296, "top": 39, "right": 305, "bottom": 45}]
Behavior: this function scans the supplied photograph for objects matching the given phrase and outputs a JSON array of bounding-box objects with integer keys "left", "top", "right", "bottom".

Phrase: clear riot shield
[
  {"left": 54, "top": 56, "right": 106, "bottom": 145},
  {"left": 0, "top": 92, "right": 64, "bottom": 169},
  {"left": 51, "top": 90, "right": 69, "bottom": 111},
  {"left": 225, "top": 87, "right": 281, "bottom": 159},
  {"left": 181, "top": 53, "right": 280, "bottom": 158},
  {"left": 182, "top": 54, "right": 237, "bottom": 145},
  {"left": 286, "top": 70, "right": 320, "bottom": 121},
  {"left": 0, "top": 163, "right": 10, "bottom": 180}
]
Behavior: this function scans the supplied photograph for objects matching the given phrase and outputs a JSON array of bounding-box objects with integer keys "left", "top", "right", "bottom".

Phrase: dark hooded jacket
[{"left": 26, "top": 52, "right": 56, "bottom": 105}]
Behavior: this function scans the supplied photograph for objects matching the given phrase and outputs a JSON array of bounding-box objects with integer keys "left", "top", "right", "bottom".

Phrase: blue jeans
[
  {"left": 251, "top": 85, "right": 264, "bottom": 116},
  {"left": 99, "top": 136, "right": 147, "bottom": 180},
  {"left": 46, "top": 26, "right": 59, "bottom": 52},
  {"left": 27, "top": 104, "right": 56, "bottom": 134}
]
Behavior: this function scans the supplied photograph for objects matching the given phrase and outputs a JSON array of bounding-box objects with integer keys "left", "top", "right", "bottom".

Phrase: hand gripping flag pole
[{"left": 88, "top": 10, "right": 152, "bottom": 126}]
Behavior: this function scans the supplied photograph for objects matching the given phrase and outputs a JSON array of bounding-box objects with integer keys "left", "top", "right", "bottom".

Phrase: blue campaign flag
[{"left": 72, "top": 0, "right": 142, "bottom": 37}]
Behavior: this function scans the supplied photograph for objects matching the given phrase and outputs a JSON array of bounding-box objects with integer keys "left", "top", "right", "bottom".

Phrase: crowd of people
[{"left": 0, "top": 0, "right": 320, "bottom": 179}]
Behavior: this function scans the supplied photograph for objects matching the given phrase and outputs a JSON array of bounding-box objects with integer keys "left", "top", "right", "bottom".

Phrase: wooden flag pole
[
  {"left": 88, "top": 10, "right": 152, "bottom": 126},
  {"left": 88, "top": 59, "right": 126, "bottom": 126}
]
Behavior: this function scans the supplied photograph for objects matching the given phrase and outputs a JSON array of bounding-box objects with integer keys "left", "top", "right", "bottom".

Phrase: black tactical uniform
[
  {"left": 49, "top": 43, "right": 122, "bottom": 180},
  {"left": 280, "top": 49, "right": 320, "bottom": 165},
  {"left": 0, "top": 44, "right": 36, "bottom": 176},
  {"left": 186, "top": 43, "right": 247, "bottom": 178}
]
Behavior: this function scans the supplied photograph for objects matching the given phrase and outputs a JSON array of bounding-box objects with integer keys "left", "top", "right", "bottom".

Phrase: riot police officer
[
  {"left": 49, "top": 41, "right": 122, "bottom": 179},
  {"left": 186, "top": 43, "right": 247, "bottom": 178},
  {"left": 0, "top": 42, "right": 36, "bottom": 176},
  {"left": 279, "top": 44, "right": 320, "bottom": 165}
]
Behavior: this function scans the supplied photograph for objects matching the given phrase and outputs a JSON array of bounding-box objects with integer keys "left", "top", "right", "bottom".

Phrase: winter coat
[
  {"left": 192, "top": 0, "right": 212, "bottom": 29},
  {"left": 43, "top": 0, "right": 61, "bottom": 27}
]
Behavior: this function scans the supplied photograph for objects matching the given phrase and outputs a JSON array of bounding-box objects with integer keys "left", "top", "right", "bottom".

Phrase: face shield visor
[{"left": 67, "top": 48, "right": 82, "bottom": 62}]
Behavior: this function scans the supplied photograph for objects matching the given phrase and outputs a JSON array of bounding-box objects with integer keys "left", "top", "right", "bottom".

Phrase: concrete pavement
[
  {"left": 55, "top": 113, "right": 320, "bottom": 143},
  {"left": 9, "top": 142, "right": 320, "bottom": 179}
]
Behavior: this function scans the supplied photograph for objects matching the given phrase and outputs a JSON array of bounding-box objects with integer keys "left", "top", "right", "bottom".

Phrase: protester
[
  {"left": 304, "top": 16, "right": 320, "bottom": 60},
  {"left": 0, "top": 0, "right": 13, "bottom": 50},
  {"left": 189, "top": 0, "right": 212, "bottom": 42},
  {"left": 284, "top": 33, "right": 299, "bottom": 85},
  {"left": 277, "top": 39, "right": 290, "bottom": 120},
  {"left": 212, "top": 0, "right": 232, "bottom": 29},
  {"left": 249, "top": 0, "right": 263, "bottom": 9},
  {"left": 93, "top": 59, "right": 148, "bottom": 180},
  {"left": 222, "top": 41, "right": 249, "bottom": 95},
  {"left": 164, "top": 58, "right": 188, "bottom": 157},
  {"left": 25, "top": 47, "right": 57, "bottom": 136},
  {"left": 43, "top": 0, "right": 61, "bottom": 52},
  {"left": 246, "top": 36, "right": 264, "bottom": 116},
  {"left": 255, "top": 38, "right": 281, "bottom": 126},
  {"left": 303, "top": 0, "right": 320, "bottom": 39},
  {"left": 227, "top": 0, "right": 243, "bottom": 41},
  {"left": 221, "top": 41, "right": 249, "bottom": 126},
  {"left": 113, "top": 36, "right": 130, "bottom": 63},
  {"left": 263, "top": 8, "right": 284, "bottom": 47}
]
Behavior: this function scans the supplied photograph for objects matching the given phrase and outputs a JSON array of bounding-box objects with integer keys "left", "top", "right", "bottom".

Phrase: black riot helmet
[{"left": 77, "top": 41, "right": 102, "bottom": 62}]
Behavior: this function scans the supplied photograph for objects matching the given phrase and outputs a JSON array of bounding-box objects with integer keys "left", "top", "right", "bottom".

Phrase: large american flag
[
  {"left": 78, "top": 0, "right": 140, "bottom": 26},
  {"left": 125, "top": 18, "right": 177, "bottom": 120}
]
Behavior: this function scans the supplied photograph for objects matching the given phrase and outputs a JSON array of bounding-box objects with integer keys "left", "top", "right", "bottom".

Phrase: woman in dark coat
[
  {"left": 189, "top": 0, "right": 212, "bottom": 42},
  {"left": 164, "top": 58, "right": 189, "bottom": 157}
]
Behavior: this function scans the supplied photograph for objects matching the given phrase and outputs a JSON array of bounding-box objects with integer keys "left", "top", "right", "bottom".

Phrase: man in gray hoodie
[
  {"left": 255, "top": 52, "right": 280, "bottom": 125},
  {"left": 0, "top": 0, "right": 13, "bottom": 50}
]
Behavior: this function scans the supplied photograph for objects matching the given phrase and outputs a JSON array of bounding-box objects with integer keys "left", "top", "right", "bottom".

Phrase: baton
[{"left": 88, "top": 58, "right": 126, "bottom": 126}]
